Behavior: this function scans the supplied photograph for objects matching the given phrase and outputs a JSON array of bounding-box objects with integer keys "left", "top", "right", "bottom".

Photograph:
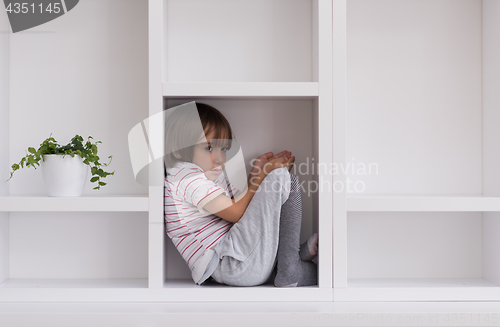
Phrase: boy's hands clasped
[
  {"left": 249, "top": 150, "right": 295, "bottom": 182},
  {"left": 262, "top": 155, "right": 295, "bottom": 175}
]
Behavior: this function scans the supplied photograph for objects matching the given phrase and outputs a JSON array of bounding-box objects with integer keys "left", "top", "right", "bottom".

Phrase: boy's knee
[
  {"left": 267, "top": 167, "right": 288, "bottom": 179},
  {"left": 262, "top": 168, "right": 293, "bottom": 196}
]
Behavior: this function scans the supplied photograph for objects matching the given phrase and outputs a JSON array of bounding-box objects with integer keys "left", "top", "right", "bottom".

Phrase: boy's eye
[
  {"left": 205, "top": 146, "right": 212, "bottom": 152},
  {"left": 221, "top": 147, "right": 229, "bottom": 152}
]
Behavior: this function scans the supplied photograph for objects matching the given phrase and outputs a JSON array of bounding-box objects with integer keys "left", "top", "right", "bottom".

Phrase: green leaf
[
  {"left": 28, "top": 147, "right": 36, "bottom": 154},
  {"left": 98, "top": 182, "right": 106, "bottom": 186},
  {"left": 90, "top": 176, "right": 99, "bottom": 183},
  {"left": 91, "top": 144, "right": 98, "bottom": 155}
]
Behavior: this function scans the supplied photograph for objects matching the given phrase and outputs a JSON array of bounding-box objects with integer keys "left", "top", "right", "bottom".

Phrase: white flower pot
[{"left": 41, "top": 154, "right": 89, "bottom": 197}]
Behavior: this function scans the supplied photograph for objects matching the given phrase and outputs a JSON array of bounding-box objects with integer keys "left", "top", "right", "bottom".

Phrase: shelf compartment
[
  {"left": 163, "top": 82, "right": 319, "bottom": 98},
  {"left": 346, "top": 0, "right": 483, "bottom": 195},
  {"left": 161, "top": 97, "right": 331, "bottom": 290},
  {"left": 163, "top": 0, "right": 314, "bottom": 83},
  {"left": 0, "top": 195, "right": 149, "bottom": 212},
  {"left": 347, "top": 195, "right": 500, "bottom": 212},
  {"left": 344, "top": 211, "right": 500, "bottom": 301},
  {"left": 1, "top": 212, "right": 148, "bottom": 289}
]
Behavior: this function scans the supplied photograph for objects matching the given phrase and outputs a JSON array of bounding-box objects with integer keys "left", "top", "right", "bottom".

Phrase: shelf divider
[
  {"left": 163, "top": 82, "right": 319, "bottom": 98},
  {"left": 347, "top": 195, "right": 500, "bottom": 212}
]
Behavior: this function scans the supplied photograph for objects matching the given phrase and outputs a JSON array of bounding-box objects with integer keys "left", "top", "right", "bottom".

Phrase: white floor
[{"left": 2, "top": 302, "right": 500, "bottom": 326}]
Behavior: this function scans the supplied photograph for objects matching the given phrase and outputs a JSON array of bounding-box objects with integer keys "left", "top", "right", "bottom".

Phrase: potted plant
[{"left": 5, "top": 134, "right": 114, "bottom": 196}]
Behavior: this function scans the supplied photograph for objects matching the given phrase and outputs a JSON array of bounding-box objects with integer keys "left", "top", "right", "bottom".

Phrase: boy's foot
[
  {"left": 274, "top": 260, "right": 317, "bottom": 287},
  {"left": 299, "top": 233, "right": 318, "bottom": 261}
]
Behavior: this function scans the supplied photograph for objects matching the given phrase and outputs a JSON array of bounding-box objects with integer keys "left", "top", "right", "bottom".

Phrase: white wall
[
  {"left": 0, "top": 0, "right": 10, "bottom": 283},
  {"left": 164, "top": 98, "right": 316, "bottom": 279},
  {"left": 8, "top": 0, "right": 149, "bottom": 279},
  {"left": 346, "top": 0, "right": 484, "bottom": 279},
  {"left": 346, "top": 0, "right": 482, "bottom": 196},
  {"left": 164, "top": 0, "right": 313, "bottom": 82},
  {"left": 348, "top": 212, "right": 482, "bottom": 279}
]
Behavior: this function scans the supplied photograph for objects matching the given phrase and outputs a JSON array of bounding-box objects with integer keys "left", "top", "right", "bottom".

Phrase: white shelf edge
[
  {"left": 0, "top": 278, "right": 148, "bottom": 289},
  {"left": 0, "top": 195, "right": 149, "bottom": 212},
  {"left": 162, "top": 82, "right": 319, "bottom": 98},
  {"left": 346, "top": 195, "right": 500, "bottom": 212},
  {"left": 0, "top": 279, "right": 332, "bottom": 302},
  {"left": 162, "top": 280, "right": 332, "bottom": 302},
  {"left": 347, "top": 278, "right": 499, "bottom": 288},
  {"left": 335, "top": 278, "right": 500, "bottom": 301}
]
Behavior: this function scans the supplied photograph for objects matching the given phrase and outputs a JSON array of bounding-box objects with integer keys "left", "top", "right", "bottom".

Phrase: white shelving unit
[
  {"left": 0, "top": 0, "right": 150, "bottom": 301},
  {"left": 2, "top": 0, "right": 500, "bottom": 315},
  {"left": 150, "top": 0, "right": 334, "bottom": 301},
  {"left": 333, "top": 0, "right": 500, "bottom": 302}
]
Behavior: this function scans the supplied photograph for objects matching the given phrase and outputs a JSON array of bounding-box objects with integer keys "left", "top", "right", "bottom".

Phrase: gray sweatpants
[{"left": 209, "top": 168, "right": 292, "bottom": 286}]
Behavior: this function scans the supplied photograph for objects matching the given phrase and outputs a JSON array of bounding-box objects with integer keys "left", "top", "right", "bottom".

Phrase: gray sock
[
  {"left": 300, "top": 233, "right": 318, "bottom": 261},
  {"left": 274, "top": 173, "right": 317, "bottom": 287}
]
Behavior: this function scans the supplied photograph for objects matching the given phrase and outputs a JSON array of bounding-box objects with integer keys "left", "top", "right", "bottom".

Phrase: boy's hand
[
  {"left": 262, "top": 156, "right": 295, "bottom": 176},
  {"left": 249, "top": 151, "right": 292, "bottom": 179}
]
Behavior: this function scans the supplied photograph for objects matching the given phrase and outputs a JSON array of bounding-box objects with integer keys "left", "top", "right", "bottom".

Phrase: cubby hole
[
  {"left": 0, "top": 212, "right": 148, "bottom": 289},
  {"left": 347, "top": 211, "right": 500, "bottom": 288},
  {"left": 162, "top": 0, "right": 317, "bottom": 83},
  {"left": 346, "top": 0, "right": 484, "bottom": 196},
  {"left": 162, "top": 98, "right": 320, "bottom": 288}
]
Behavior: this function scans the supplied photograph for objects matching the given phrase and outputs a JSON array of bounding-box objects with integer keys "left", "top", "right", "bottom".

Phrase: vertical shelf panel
[
  {"left": 482, "top": 0, "right": 500, "bottom": 288},
  {"left": 332, "top": 0, "right": 347, "bottom": 289},
  {"left": 318, "top": 0, "right": 334, "bottom": 289},
  {"left": 149, "top": 0, "right": 165, "bottom": 289},
  {"left": 0, "top": 2, "right": 10, "bottom": 285}
]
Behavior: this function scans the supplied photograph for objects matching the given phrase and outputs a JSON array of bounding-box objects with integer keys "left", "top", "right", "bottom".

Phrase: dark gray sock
[
  {"left": 274, "top": 173, "right": 317, "bottom": 287},
  {"left": 299, "top": 233, "right": 318, "bottom": 261}
]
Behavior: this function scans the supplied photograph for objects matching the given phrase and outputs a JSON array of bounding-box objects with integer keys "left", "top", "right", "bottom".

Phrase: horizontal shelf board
[
  {"left": 0, "top": 195, "right": 149, "bottom": 212},
  {"left": 0, "top": 279, "right": 332, "bottom": 302},
  {"left": 346, "top": 195, "right": 500, "bottom": 211},
  {"left": 336, "top": 278, "right": 500, "bottom": 302},
  {"left": 348, "top": 278, "right": 498, "bottom": 288},
  {"left": 163, "top": 82, "right": 319, "bottom": 98},
  {"left": 0, "top": 278, "right": 148, "bottom": 288},
  {"left": 162, "top": 279, "right": 332, "bottom": 302}
]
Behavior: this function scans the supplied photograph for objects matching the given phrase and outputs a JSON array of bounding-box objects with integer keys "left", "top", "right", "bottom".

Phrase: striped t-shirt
[{"left": 164, "top": 161, "right": 239, "bottom": 283}]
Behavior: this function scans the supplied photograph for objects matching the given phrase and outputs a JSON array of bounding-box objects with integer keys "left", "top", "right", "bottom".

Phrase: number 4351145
[{"left": 5, "top": 2, "right": 62, "bottom": 14}]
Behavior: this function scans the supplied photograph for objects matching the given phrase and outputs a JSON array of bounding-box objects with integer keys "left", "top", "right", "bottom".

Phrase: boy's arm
[
  {"left": 203, "top": 156, "right": 293, "bottom": 223},
  {"left": 203, "top": 172, "right": 265, "bottom": 223}
]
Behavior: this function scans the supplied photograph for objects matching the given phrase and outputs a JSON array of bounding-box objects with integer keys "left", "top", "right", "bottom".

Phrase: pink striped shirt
[{"left": 164, "top": 161, "right": 239, "bottom": 283}]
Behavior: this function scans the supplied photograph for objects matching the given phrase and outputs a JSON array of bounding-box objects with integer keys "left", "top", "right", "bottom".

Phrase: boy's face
[{"left": 192, "top": 131, "right": 229, "bottom": 181}]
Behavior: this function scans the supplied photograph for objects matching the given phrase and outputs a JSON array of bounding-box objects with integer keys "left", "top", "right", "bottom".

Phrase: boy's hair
[{"left": 164, "top": 102, "right": 233, "bottom": 170}]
